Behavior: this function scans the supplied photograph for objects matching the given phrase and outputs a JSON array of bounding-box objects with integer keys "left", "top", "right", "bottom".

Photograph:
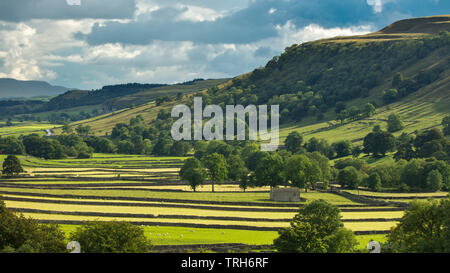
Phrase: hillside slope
[
  {"left": 66, "top": 15, "right": 450, "bottom": 141},
  {"left": 55, "top": 79, "right": 232, "bottom": 135},
  {"left": 0, "top": 78, "right": 69, "bottom": 98}
]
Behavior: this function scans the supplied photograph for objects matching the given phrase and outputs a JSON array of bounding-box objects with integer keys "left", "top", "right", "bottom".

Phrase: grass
[
  {"left": 59, "top": 224, "right": 388, "bottom": 249},
  {"left": 0, "top": 153, "right": 438, "bottom": 249},
  {"left": 59, "top": 224, "right": 278, "bottom": 246},
  {"left": 0, "top": 122, "right": 60, "bottom": 137},
  {"left": 279, "top": 97, "right": 448, "bottom": 145},
  {"left": 5, "top": 200, "right": 403, "bottom": 220},
  {"left": 52, "top": 79, "right": 229, "bottom": 136},
  {"left": 0, "top": 187, "right": 361, "bottom": 205},
  {"left": 343, "top": 190, "right": 449, "bottom": 198},
  {"left": 18, "top": 153, "right": 186, "bottom": 169},
  {"left": 4, "top": 200, "right": 298, "bottom": 219},
  {"left": 18, "top": 212, "right": 291, "bottom": 228},
  {"left": 355, "top": 234, "right": 388, "bottom": 251},
  {"left": 344, "top": 222, "right": 398, "bottom": 232}
]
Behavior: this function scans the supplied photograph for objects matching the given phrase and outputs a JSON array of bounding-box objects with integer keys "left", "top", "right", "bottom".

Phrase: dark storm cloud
[
  {"left": 0, "top": 0, "right": 136, "bottom": 22},
  {"left": 79, "top": 0, "right": 449, "bottom": 46},
  {"left": 81, "top": 5, "right": 278, "bottom": 45}
]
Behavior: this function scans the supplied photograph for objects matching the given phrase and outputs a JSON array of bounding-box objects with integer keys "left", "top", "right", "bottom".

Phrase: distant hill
[
  {"left": 0, "top": 78, "right": 69, "bottom": 99},
  {"left": 378, "top": 15, "right": 450, "bottom": 35},
  {"left": 0, "top": 79, "right": 229, "bottom": 117},
  {"left": 43, "top": 83, "right": 167, "bottom": 111}
]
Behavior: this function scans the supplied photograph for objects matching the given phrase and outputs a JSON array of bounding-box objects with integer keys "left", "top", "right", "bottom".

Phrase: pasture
[
  {"left": 0, "top": 153, "right": 446, "bottom": 250},
  {"left": 0, "top": 122, "right": 59, "bottom": 137}
]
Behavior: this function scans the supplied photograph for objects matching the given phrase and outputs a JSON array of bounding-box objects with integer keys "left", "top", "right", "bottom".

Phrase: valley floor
[{"left": 1, "top": 153, "right": 447, "bottom": 250}]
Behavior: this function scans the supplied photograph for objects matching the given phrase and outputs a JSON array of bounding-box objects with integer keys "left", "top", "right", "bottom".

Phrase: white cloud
[
  {"left": 175, "top": 6, "right": 225, "bottom": 22},
  {"left": 0, "top": 15, "right": 375, "bottom": 89},
  {"left": 0, "top": 19, "right": 98, "bottom": 81},
  {"left": 366, "top": 0, "right": 398, "bottom": 13}
]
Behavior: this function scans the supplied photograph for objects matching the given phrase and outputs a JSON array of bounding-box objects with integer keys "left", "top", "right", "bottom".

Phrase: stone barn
[{"left": 270, "top": 187, "right": 301, "bottom": 202}]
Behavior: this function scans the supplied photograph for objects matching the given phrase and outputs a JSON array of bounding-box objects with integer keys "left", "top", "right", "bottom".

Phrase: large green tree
[
  {"left": 284, "top": 131, "right": 304, "bottom": 154},
  {"left": 274, "top": 200, "right": 357, "bottom": 253},
  {"left": 367, "top": 172, "right": 382, "bottom": 192},
  {"left": 387, "top": 113, "right": 405, "bottom": 132},
  {"left": 180, "top": 158, "right": 207, "bottom": 192},
  {"left": 254, "top": 153, "right": 284, "bottom": 188},
  {"left": 0, "top": 200, "right": 66, "bottom": 253},
  {"left": 202, "top": 153, "right": 228, "bottom": 192},
  {"left": 70, "top": 221, "right": 151, "bottom": 253},
  {"left": 0, "top": 136, "right": 25, "bottom": 155},
  {"left": 337, "top": 166, "right": 360, "bottom": 189},
  {"left": 386, "top": 199, "right": 450, "bottom": 253},
  {"left": 363, "top": 129, "right": 396, "bottom": 157},
  {"left": 2, "top": 155, "right": 23, "bottom": 177},
  {"left": 283, "top": 155, "right": 321, "bottom": 191}
]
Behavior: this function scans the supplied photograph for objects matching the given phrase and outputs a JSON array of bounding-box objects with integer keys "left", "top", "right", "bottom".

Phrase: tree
[
  {"left": 363, "top": 103, "right": 376, "bottom": 117},
  {"left": 5, "top": 119, "right": 13, "bottom": 127},
  {"left": 413, "top": 128, "right": 449, "bottom": 159},
  {"left": 363, "top": 130, "right": 396, "bottom": 157},
  {"left": 305, "top": 137, "right": 333, "bottom": 158},
  {"left": 283, "top": 155, "right": 311, "bottom": 190},
  {"left": 152, "top": 134, "right": 174, "bottom": 156},
  {"left": 2, "top": 155, "right": 23, "bottom": 177},
  {"left": 170, "top": 141, "right": 190, "bottom": 156},
  {"left": 70, "top": 221, "right": 151, "bottom": 253},
  {"left": 0, "top": 136, "right": 25, "bottom": 155},
  {"left": 227, "top": 155, "right": 247, "bottom": 181},
  {"left": 62, "top": 123, "right": 73, "bottom": 134},
  {"left": 254, "top": 153, "right": 284, "bottom": 188},
  {"left": 283, "top": 155, "right": 322, "bottom": 191},
  {"left": 274, "top": 200, "right": 357, "bottom": 253},
  {"left": 385, "top": 199, "right": 450, "bottom": 253},
  {"left": 387, "top": 113, "right": 404, "bottom": 132},
  {"left": 367, "top": 173, "right": 382, "bottom": 192},
  {"left": 237, "top": 170, "right": 251, "bottom": 192},
  {"left": 400, "top": 159, "right": 425, "bottom": 190},
  {"left": 245, "top": 150, "right": 269, "bottom": 172},
  {"left": 284, "top": 131, "right": 304, "bottom": 154},
  {"left": 392, "top": 72, "right": 403, "bottom": 88},
  {"left": 334, "top": 102, "right": 346, "bottom": 114},
  {"left": 426, "top": 170, "right": 443, "bottom": 192},
  {"left": 383, "top": 89, "right": 398, "bottom": 104},
  {"left": 202, "top": 153, "right": 228, "bottom": 192},
  {"left": 117, "top": 140, "right": 134, "bottom": 154},
  {"left": 336, "top": 110, "right": 348, "bottom": 124},
  {"left": 332, "top": 141, "right": 353, "bottom": 158},
  {"left": 0, "top": 200, "right": 66, "bottom": 253},
  {"left": 442, "top": 115, "right": 450, "bottom": 136},
  {"left": 308, "top": 152, "right": 332, "bottom": 184},
  {"left": 179, "top": 158, "right": 206, "bottom": 192},
  {"left": 75, "top": 125, "right": 91, "bottom": 136},
  {"left": 347, "top": 106, "right": 360, "bottom": 121},
  {"left": 352, "top": 146, "right": 363, "bottom": 158},
  {"left": 337, "top": 166, "right": 360, "bottom": 189}
]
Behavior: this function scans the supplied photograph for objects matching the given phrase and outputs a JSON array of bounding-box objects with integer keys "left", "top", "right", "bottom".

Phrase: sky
[{"left": 0, "top": 0, "right": 448, "bottom": 89}]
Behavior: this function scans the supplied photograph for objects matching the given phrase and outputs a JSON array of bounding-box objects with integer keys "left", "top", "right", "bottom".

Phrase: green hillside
[
  {"left": 54, "top": 79, "right": 233, "bottom": 136},
  {"left": 104, "top": 79, "right": 229, "bottom": 110},
  {"left": 67, "top": 15, "right": 450, "bottom": 141}
]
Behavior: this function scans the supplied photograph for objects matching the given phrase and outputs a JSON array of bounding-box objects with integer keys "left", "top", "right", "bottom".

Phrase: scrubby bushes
[
  {"left": 384, "top": 199, "right": 450, "bottom": 253},
  {"left": 70, "top": 221, "right": 151, "bottom": 253},
  {"left": 0, "top": 199, "right": 67, "bottom": 253},
  {"left": 274, "top": 200, "right": 358, "bottom": 253}
]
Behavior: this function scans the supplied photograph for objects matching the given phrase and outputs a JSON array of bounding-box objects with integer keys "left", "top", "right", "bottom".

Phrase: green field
[
  {"left": 57, "top": 224, "right": 387, "bottom": 249},
  {"left": 0, "top": 153, "right": 445, "bottom": 250},
  {"left": 0, "top": 122, "right": 60, "bottom": 137}
]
